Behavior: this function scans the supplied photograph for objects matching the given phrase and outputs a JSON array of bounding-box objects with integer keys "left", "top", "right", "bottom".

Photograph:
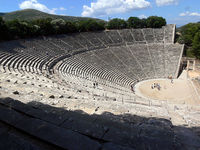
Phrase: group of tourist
[{"left": 151, "top": 83, "right": 161, "bottom": 91}]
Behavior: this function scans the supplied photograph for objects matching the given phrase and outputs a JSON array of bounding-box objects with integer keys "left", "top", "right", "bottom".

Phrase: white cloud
[
  {"left": 155, "top": 0, "right": 179, "bottom": 6},
  {"left": 138, "top": 14, "right": 147, "bottom": 19},
  {"left": 81, "top": 0, "right": 151, "bottom": 17},
  {"left": 19, "top": 0, "right": 57, "bottom": 14},
  {"left": 179, "top": 11, "right": 200, "bottom": 17},
  {"left": 59, "top": 7, "right": 66, "bottom": 11}
]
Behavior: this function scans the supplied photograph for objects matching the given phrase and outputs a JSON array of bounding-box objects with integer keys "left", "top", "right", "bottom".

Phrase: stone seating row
[
  {"left": 0, "top": 25, "right": 175, "bottom": 59},
  {"left": 164, "top": 24, "right": 175, "bottom": 44},
  {"left": 73, "top": 51, "right": 136, "bottom": 85},
  {"left": 58, "top": 71, "right": 130, "bottom": 98},
  {"left": 0, "top": 42, "right": 183, "bottom": 92},
  {"left": 0, "top": 51, "right": 44, "bottom": 75},
  {"left": 57, "top": 58, "right": 132, "bottom": 94},
  {"left": 1, "top": 64, "right": 197, "bottom": 121},
  {"left": 2, "top": 25, "right": 174, "bottom": 59},
  {"left": 76, "top": 49, "right": 135, "bottom": 82},
  {"left": 3, "top": 60, "right": 196, "bottom": 126},
  {"left": 0, "top": 50, "right": 181, "bottom": 111},
  {"left": 0, "top": 24, "right": 175, "bottom": 57},
  {"left": 164, "top": 44, "right": 184, "bottom": 78},
  {"left": 0, "top": 70, "right": 172, "bottom": 119},
  {"left": 0, "top": 48, "right": 134, "bottom": 95},
  {"left": 54, "top": 43, "right": 182, "bottom": 89},
  {"left": 56, "top": 25, "right": 174, "bottom": 49},
  {"left": 0, "top": 96, "right": 185, "bottom": 150}
]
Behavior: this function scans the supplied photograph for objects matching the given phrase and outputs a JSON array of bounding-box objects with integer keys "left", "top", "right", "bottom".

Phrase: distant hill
[
  {"left": 176, "top": 22, "right": 200, "bottom": 32},
  {"left": 176, "top": 24, "right": 187, "bottom": 32},
  {"left": 0, "top": 9, "right": 104, "bottom": 22},
  {"left": 0, "top": 13, "right": 3, "bottom": 15}
]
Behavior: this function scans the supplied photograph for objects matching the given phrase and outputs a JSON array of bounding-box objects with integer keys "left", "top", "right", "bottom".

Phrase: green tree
[
  {"left": 30, "top": 24, "right": 40, "bottom": 36},
  {"left": 77, "top": 20, "right": 87, "bottom": 32},
  {"left": 146, "top": 16, "right": 166, "bottom": 28},
  {"left": 192, "top": 31, "right": 200, "bottom": 59},
  {"left": 64, "top": 21, "right": 78, "bottom": 33},
  {"left": 106, "top": 18, "right": 127, "bottom": 29},
  {"left": 51, "top": 18, "right": 66, "bottom": 34},
  {"left": 0, "top": 17, "right": 9, "bottom": 40},
  {"left": 6, "top": 19, "right": 33, "bottom": 39},
  {"left": 179, "top": 23, "right": 200, "bottom": 46},
  {"left": 32, "top": 18, "right": 55, "bottom": 35},
  {"left": 140, "top": 19, "right": 147, "bottom": 28},
  {"left": 177, "top": 23, "right": 200, "bottom": 58},
  {"left": 127, "top": 17, "right": 146, "bottom": 28},
  {"left": 77, "top": 19, "right": 105, "bottom": 32}
]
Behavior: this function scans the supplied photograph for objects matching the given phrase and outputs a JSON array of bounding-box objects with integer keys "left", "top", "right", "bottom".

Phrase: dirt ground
[
  {"left": 136, "top": 78, "right": 200, "bottom": 105},
  {"left": 188, "top": 70, "right": 200, "bottom": 78}
]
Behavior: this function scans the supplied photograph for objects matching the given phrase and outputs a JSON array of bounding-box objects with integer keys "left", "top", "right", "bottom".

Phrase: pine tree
[{"left": 192, "top": 31, "right": 200, "bottom": 59}]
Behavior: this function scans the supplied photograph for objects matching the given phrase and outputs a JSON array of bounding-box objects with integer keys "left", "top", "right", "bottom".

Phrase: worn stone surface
[
  {"left": 174, "top": 127, "right": 200, "bottom": 149},
  {"left": 0, "top": 103, "right": 101, "bottom": 150},
  {"left": 0, "top": 104, "right": 28, "bottom": 125},
  {"left": 0, "top": 95, "right": 199, "bottom": 150},
  {"left": 0, "top": 122, "right": 61, "bottom": 150},
  {"left": 102, "top": 142, "right": 135, "bottom": 150},
  {"left": 16, "top": 117, "right": 101, "bottom": 150},
  {"left": 0, "top": 131, "right": 42, "bottom": 150},
  {"left": 61, "top": 111, "right": 105, "bottom": 139}
]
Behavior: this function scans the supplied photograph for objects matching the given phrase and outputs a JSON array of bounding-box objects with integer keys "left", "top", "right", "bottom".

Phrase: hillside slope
[{"left": 0, "top": 9, "right": 103, "bottom": 22}]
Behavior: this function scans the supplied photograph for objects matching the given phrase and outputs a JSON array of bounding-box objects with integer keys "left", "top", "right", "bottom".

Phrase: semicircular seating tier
[{"left": 0, "top": 24, "right": 184, "bottom": 90}]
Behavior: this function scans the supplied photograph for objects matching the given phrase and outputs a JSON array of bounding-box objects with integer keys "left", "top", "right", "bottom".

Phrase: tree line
[
  {"left": 177, "top": 23, "right": 200, "bottom": 59},
  {"left": 0, "top": 16, "right": 166, "bottom": 41},
  {"left": 106, "top": 16, "right": 166, "bottom": 29}
]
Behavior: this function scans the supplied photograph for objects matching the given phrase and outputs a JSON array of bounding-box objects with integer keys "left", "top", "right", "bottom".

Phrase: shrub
[
  {"left": 106, "top": 18, "right": 127, "bottom": 29},
  {"left": 146, "top": 16, "right": 166, "bottom": 28}
]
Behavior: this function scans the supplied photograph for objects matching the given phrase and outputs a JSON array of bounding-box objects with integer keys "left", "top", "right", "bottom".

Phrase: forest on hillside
[{"left": 177, "top": 23, "right": 200, "bottom": 59}]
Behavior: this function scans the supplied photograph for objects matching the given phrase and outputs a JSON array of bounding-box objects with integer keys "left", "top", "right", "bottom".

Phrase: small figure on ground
[
  {"left": 153, "top": 83, "right": 156, "bottom": 88},
  {"left": 93, "top": 82, "right": 96, "bottom": 88},
  {"left": 96, "top": 82, "right": 98, "bottom": 88},
  {"left": 157, "top": 84, "right": 161, "bottom": 91},
  {"left": 168, "top": 75, "right": 173, "bottom": 84},
  {"left": 131, "top": 85, "right": 135, "bottom": 93},
  {"left": 171, "top": 78, "right": 173, "bottom": 84}
]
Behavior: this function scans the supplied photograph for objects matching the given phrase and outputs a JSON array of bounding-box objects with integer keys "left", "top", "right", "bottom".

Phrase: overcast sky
[{"left": 0, "top": 0, "right": 200, "bottom": 26}]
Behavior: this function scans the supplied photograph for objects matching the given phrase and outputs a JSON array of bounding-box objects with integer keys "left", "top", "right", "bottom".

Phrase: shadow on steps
[{"left": 0, "top": 97, "right": 200, "bottom": 150}]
